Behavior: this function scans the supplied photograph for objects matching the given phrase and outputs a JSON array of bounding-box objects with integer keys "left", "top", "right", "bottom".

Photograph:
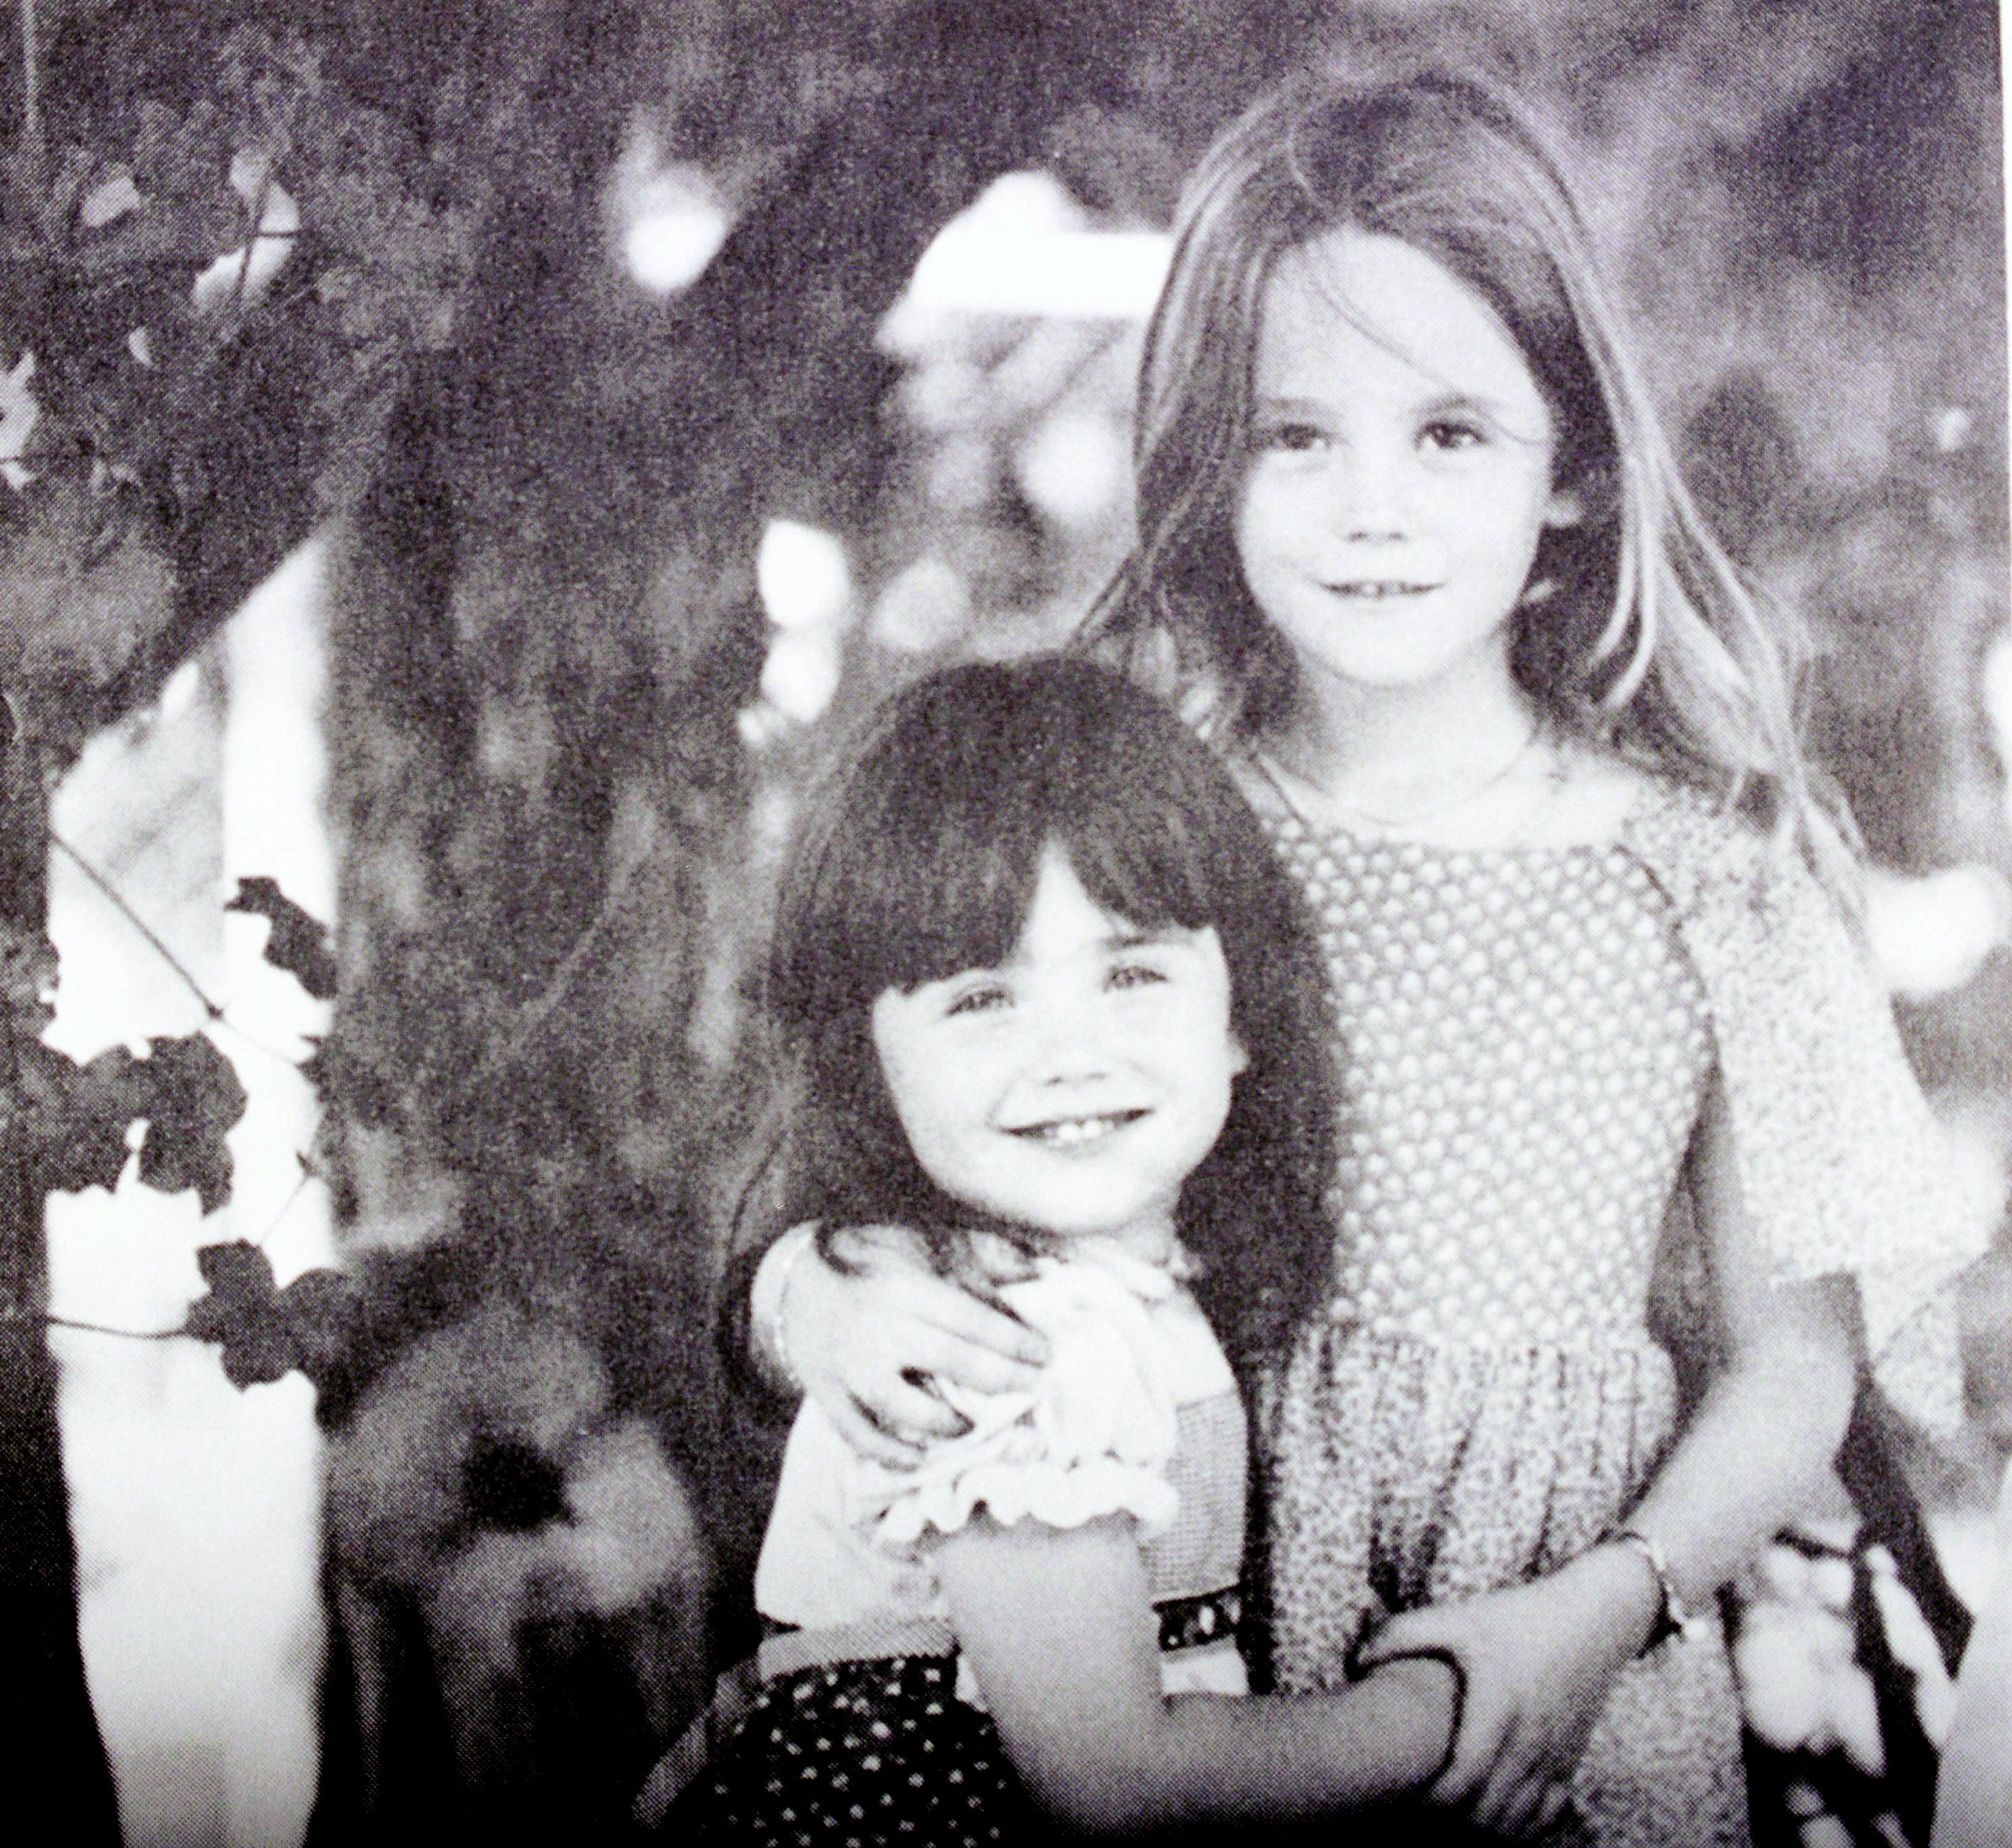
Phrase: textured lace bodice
[{"left": 1268, "top": 816, "right": 1713, "bottom": 1350}]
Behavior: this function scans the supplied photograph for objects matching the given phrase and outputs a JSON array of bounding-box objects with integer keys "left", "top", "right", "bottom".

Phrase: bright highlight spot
[
  {"left": 1015, "top": 410, "right": 1128, "bottom": 529},
  {"left": 757, "top": 520, "right": 853, "bottom": 630},
  {"left": 191, "top": 153, "right": 300, "bottom": 314},
  {"left": 624, "top": 165, "right": 732, "bottom": 295},
  {"left": 869, "top": 557, "right": 972, "bottom": 653},
  {"left": 627, "top": 204, "right": 732, "bottom": 294},
  {"left": 156, "top": 660, "right": 202, "bottom": 724},
  {"left": 0, "top": 349, "right": 39, "bottom": 490},
  {"left": 907, "top": 228, "right": 1169, "bottom": 320},
  {"left": 759, "top": 629, "right": 842, "bottom": 724},
  {"left": 79, "top": 168, "right": 142, "bottom": 231},
  {"left": 894, "top": 170, "right": 1169, "bottom": 323},
  {"left": 1865, "top": 863, "right": 2012, "bottom": 998}
]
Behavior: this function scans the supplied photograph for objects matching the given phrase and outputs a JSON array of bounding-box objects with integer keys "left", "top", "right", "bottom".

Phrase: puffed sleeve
[
  {"left": 1626, "top": 785, "right": 1992, "bottom": 1436},
  {"left": 859, "top": 1258, "right": 1186, "bottom": 1549}
]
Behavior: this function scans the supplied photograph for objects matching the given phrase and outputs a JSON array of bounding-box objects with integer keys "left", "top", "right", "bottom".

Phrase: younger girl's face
[
  {"left": 869, "top": 845, "right": 1247, "bottom": 1256},
  {"left": 1235, "top": 227, "right": 1581, "bottom": 711}
]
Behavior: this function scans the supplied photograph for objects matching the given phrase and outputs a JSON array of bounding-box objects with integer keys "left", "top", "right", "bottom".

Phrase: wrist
[{"left": 1601, "top": 1527, "right": 1709, "bottom": 1655}]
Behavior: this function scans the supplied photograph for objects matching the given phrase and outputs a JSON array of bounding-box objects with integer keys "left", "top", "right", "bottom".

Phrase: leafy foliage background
[{"left": 0, "top": 0, "right": 1997, "bottom": 1834}]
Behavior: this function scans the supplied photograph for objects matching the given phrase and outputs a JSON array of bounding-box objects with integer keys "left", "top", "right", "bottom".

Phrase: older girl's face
[
  {"left": 1234, "top": 227, "right": 1581, "bottom": 710},
  {"left": 869, "top": 845, "right": 1246, "bottom": 1258}
]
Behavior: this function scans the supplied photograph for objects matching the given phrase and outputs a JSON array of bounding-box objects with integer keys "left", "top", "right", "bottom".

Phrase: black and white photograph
[{"left": 0, "top": 3, "right": 2005, "bottom": 1845}]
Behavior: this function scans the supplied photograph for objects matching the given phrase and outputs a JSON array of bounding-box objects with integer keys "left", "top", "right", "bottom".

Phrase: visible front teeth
[
  {"left": 1019, "top": 1113, "right": 1131, "bottom": 1146},
  {"left": 1333, "top": 582, "right": 1429, "bottom": 598}
]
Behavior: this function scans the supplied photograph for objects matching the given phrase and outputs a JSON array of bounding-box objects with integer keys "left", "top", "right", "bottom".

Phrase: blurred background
[{"left": 0, "top": 1, "right": 2000, "bottom": 1842}]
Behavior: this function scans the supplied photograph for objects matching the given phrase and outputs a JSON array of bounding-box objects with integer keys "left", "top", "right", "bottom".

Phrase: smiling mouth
[
  {"left": 1325, "top": 580, "right": 1436, "bottom": 599},
  {"left": 1005, "top": 1110, "right": 1147, "bottom": 1148}
]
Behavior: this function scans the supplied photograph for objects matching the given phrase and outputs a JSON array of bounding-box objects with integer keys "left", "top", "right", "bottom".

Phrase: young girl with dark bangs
[
  {"left": 748, "top": 67, "right": 1987, "bottom": 1845},
  {"left": 678, "top": 655, "right": 1463, "bottom": 1843}
]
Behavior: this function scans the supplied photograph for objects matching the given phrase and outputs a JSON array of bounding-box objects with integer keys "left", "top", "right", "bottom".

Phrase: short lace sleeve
[
  {"left": 1626, "top": 785, "right": 1991, "bottom": 1435},
  {"left": 861, "top": 1256, "right": 1190, "bottom": 1549}
]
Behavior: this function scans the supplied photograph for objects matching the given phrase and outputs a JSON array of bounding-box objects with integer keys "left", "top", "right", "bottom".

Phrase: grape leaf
[
  {"left": 133, "top": 1032, "right": 246, "bottom": 1212},
  {"left": 24, "top": 1043, "right": 145, "bottom": 1195},
  {"left": 297, "top": 1030, "right": 403, "bottom": 1128},
  {"left": 0, "top": 921, "right": 57, "bottom": 1043},
  {"left": 225, "top": 875, "right": 337, "bottom": 999},
  {"left": 183, "top": 1239, "right": 359, "bottom": 1392},
  {"left": 183, "top": 1239, "right": 293, "bottom": 1386},
  {"left": 278, "top": 1264, "right": 360, "bottom": 1394}
]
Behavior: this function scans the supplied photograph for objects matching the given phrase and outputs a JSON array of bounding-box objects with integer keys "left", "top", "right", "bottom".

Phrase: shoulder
[
  {"left": 1001, "top": 1245, "right": 1236, "bottom": 1409},
  {"left": 867, "top": 1252, "right": 1222, "bottom": 1550},
  {"left": 1524, "top": 741, "right": 1663, "bottom": 847},
  {"left": 1612, "top": 764, "right": 1830, "bottom": 922}
]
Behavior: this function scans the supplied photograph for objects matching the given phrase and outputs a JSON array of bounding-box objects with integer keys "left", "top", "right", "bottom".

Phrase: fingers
[
  {"left": 825, "top": 1226, "right": 1049, "bottom": 1374},
  {"left": 823, "top": 1394, "right": 929, "bottom": 1467},
  {"left": 814, "top": 1348, "right": 974, "bottom": 1449},
  {"left": 830, "top": 1287, "right": 1045, "bottom": 1421},
  {"left": 918, "top": 1287, "right": 1047, "bottom": 1379},
  {"left": 1535, "top": 1782, "right": 1575, "bottom": 1837},
  {"left": 823, "top": 1371, "right": 984, "bottom": 1463},
  {"left": 790, "top": 1219, "right": 1050, "bottom": 1448},
  {"left": 1468, "top": 1726, "right": 1575, "bottom": 1837},
  {"left": 1485, "top": 1761, "right": 1547, "bottom": 1837},
  {"left": 1433, "top": 1701, "right": 1510, "bottom": 1808},
  {"left": 826, "top": 1222, "right": 934, "bottom": 1268},
  {"left": 1483, "top": 1768, "right": 1572, "bottom": 1839}
]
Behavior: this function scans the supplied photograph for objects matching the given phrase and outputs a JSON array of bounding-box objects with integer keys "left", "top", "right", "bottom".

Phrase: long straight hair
[
  {"left": 1082, "top": 65, "right": 1857, "bottom": 901},
  {"left": 724, "top": 655, "right": 1339, "bottom": 1370}
]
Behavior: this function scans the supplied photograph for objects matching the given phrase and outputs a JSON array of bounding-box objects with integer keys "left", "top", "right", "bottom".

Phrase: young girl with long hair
[
  {"left": 745, "top": 67, "right": 1984, "bottom": 1844},
  {"left": 681, "top": 655, "right": 1462, "bottom": 1843}
]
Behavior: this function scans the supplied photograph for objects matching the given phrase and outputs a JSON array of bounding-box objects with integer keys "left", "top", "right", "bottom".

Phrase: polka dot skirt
[{"left": 670, "top": 1655, "right": 1032, "bottom": 1847}]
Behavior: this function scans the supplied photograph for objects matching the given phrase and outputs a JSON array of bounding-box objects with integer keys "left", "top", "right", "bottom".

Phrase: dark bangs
[{"left": 769, "top": 657, "right": 1234, "bottom": 1024}]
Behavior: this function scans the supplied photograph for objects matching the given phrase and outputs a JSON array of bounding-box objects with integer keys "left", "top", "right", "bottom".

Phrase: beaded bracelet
[
  {"left": 749, "top": 1221, "right": 820, "bottom": 1393},
  {"left": 1606, "top": 1526, "right": 1708, "bottom": 1653}
]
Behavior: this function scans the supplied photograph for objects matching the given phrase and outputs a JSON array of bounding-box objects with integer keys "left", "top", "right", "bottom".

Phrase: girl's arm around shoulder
[
  {"left": 750, "top": 1221, "right": 1050, "bottom": 1463},
  {"left": 934, "top": 1511, "right": 1456, "bottom": 1836}
]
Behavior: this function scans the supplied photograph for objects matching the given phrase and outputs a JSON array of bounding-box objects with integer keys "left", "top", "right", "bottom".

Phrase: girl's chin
[
  {"left": 1022, "top": 1215, "right": 1179, "bottom": 1260},
  {"left": 973, "top": 1201, "right": 1179, "bottom": 1256}
]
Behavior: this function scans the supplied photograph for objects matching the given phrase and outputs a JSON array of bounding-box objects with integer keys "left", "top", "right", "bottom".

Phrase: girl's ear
[
  {"left": 1228, "top": 1031, "right": 1251, "bottom": 1078},
  {"left": 1544, "top": 485, "right": 1585, "bottom": 528}
]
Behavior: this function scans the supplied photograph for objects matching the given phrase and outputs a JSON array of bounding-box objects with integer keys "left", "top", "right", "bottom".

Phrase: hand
[
  {"left": 1357, "top": 1546, "right": 1658, "bottom": 1836},
  {"left": 1350, "top": 1649, "right": 1468, "bottom": 1795},
  {"left": 784, "top": 1223, "right": 1049, "bottom": 1465}
]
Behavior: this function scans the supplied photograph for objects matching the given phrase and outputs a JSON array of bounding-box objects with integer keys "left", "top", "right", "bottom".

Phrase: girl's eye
[
  {"left": 944, "top": 983, "right": 1010, "bottom": 1018},
  {"left": 1420, "top": 419, "right": 1487, "bottom": 454},
  {"left": 1255, "top": 420, "right": 1326, "bottom": 454},
  {"left": 1107, "top": 961, "right": 1168, "bottom": 991}
]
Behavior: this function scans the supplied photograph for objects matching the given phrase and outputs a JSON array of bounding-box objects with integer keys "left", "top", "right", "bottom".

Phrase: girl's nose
[
  {"left": 1024, "top": 1010, "right": 1113, "bottom": 1084},
  {"left": 1032, "top": 1038, "right": 1111, "bottom": 1085},
  {"left": 1333, "top": 444, "right": 1411, "bottom": 540}
]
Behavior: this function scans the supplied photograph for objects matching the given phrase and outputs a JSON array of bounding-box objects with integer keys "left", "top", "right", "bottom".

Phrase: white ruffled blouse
[{"left": 754, "top": 1234, "right": 1250, "bottom": 1697}]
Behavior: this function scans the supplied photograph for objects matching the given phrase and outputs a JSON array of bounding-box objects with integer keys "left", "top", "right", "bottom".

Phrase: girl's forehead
[
  {"left": 979, "top": 844, "right": 1221, "bottom": 968},
  {"left": 1255, "top": 227, "right": 1549, "bottom": 427}
]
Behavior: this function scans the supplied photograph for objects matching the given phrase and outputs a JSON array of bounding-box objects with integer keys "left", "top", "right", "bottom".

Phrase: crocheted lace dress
[{"left": 1260, "top": 811, "right": 1748, "bottom": 1847}]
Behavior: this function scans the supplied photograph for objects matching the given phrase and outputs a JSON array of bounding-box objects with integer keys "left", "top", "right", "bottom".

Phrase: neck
[
  {"left": 1010, "top": 1212, "right": 1178, "bottom": 1267},
  {"left": 1274, "top": 648, "right": 1539, "bottom": 811}
]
